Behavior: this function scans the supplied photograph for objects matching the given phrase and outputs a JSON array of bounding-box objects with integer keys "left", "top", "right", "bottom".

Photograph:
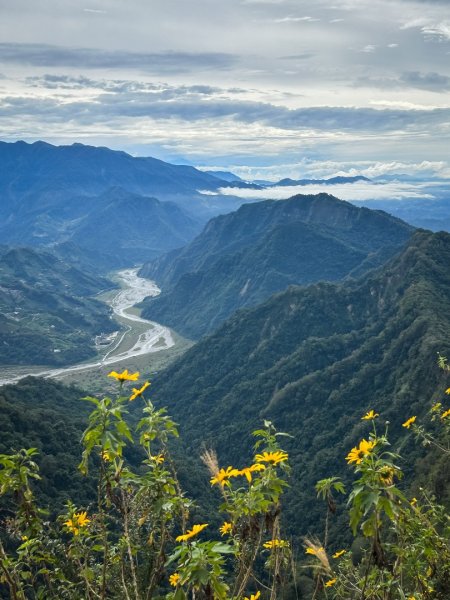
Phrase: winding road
[{"left": 0, "top": 268, "right": 174, "bottom": 386}]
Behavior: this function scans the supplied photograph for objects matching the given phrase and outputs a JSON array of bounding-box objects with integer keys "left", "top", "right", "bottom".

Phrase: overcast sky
[{"left": 0, "top": 0, "right": 449, "bottom": 179}]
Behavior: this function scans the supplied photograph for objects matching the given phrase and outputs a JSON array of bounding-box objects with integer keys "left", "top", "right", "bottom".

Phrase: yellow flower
[
  {"left": 441, "top": 408, "right": 450, "bottom": 419},
  {"left": 346, "top": 439, "right": 376, "bottom": 464},
  {"left": 263, "top": 539, "right": 289, "bottom": 549},
  {"left": 64, "top": 511, "right": 90, "bottom": 534},
  {"left": 175, "top": 523, "right": 208, "bottom": 542},
  {"left": 362, "top": 410, "right": 379, "bottom": 420},
  {"left": 219, "top": 522, "right": 232, "bottom": 536},
  {"left": 431, "top": 402, "right": 442, "bottom": 413},
  {"left": 332, "top": 549, "right": 346, "bottom": 559},
  {"left": 235, "top": 463, "right": 266, "bottom": 482},
  {"left": 305, "top": 546, "right": 324, "bottom": 556},
  {"left": 210, "top": 466, "right": 239, "bottom": 486},
  {"left": 243, "top": 592, "right": 260, "bottom": 600},
  {"left": 130, "top": 381, "right": 150, "bottom": 401},
  {"left": 410, "top": 497, "right": 417, "bottom": 506},
  {"left": 108, "top": 369, "right": 139, "bottom": 382},
  {"left": 255, "top": 451, "right": 288, "bottom": 465},
  {"left": 402, "top": 416, "right": 416, "bottom": 429},
  {"left": 152, "top": 454, "right": 164, "bottom": 464},
  {"left": 325, "top": 578, "right": 337, "bottom": 588},
  {"left": 445, "top": 387, "right": 450, "bottom": 395},
  {"left": 75, "top": 511, "right": 90, "bottom": 527},
  {"left": 64, "top": 518, "right": 79, "bottom": 535},
  {"left": 169, "top": 573, "right": 181, "bottom": 587}
]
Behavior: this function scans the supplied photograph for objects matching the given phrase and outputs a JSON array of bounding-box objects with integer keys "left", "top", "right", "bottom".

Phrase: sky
[{"left": 0, "top": 0, "right": 449, "bottom": 181}]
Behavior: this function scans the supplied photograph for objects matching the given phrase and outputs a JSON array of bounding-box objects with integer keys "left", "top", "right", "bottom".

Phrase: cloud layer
[{"left": 0, "top": 0, "right": 448, "bottom": 176}]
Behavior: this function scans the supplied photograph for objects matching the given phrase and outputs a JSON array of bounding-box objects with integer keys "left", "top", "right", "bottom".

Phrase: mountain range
[
  {"left": 139, "top": 193, "right": 413, "bottom": 338},
  {"left": 0, "top": 141, "right": 250, "bottom": 267},
  {"left": 151, "top": 229, "right": 450, "bottom": 534}
]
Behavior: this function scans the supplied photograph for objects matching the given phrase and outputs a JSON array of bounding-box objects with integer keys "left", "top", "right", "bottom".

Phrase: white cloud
[
  {"left": 199, "top": 159, "right": 450, "bottom": 182},
  {"left": 83, "top": 8, "right": 107, "bottom": 14},
  {"left": 274, "top": 16, "right": 319, "bottom": 23},
  {"left": 216, "top": 181, "right": 436, "bottom": 201},
  {"left": 422, "top": 21, "right": 450, "bottom": 42}
]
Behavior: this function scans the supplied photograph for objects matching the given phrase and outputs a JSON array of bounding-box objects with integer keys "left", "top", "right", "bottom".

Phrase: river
[{"left": 0, "top": 268, "right": 174, "bottom": 386}]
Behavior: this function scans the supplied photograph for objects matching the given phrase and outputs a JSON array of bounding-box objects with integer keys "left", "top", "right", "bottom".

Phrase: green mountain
[
  {"left": 139, "top": 193, "right": 413, "bottom": 338},
  {"left": 0, "top": 246, "right": 115, "bottom": 365},
  {"left": 151, "top": 230, "right": 450, "bottom": 535}
]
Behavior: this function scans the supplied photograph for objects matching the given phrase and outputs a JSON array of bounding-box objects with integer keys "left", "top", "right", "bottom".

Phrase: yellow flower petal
[
  {"left": 130, "top": 381, "right": 150, "bottom": 401},
  {"left": 362, "top": 410, "right": 379, "bottom": 420},
  {"left": 402, "top": 416, "right": 416, "bottom": 429},
  {"left": 254, "top": 451, "right": 288, "bottom": 465},
  {"left": 175, "top": 523, "right": 208, "bottom": 542},
  {"left": 108, "top": 369, "right": 139, "bottom": 382}
]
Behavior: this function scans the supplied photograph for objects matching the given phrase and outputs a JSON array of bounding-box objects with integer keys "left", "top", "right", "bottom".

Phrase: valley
[{"left": 0, "top": 268, "right": 190, "bottom": 389}]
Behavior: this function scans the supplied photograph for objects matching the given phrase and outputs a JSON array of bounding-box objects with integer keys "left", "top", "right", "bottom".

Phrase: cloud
[
  {"left": 201, "top": 159, "right": 450, "bottom": 183},
  {"left": 82, "top": 8, "right": 107, "bottom": 14},
  {"left": 355, "top": 70, "right": 450, "bottom": 92},
  {"left": 2, "top": 85, "right": 450, "bottom": 136},
  {"left": 0, "top": 43, "right": 237, "bottom": 74},
  {"left": 24, "top": 74, "right": 224, "bottom": 97},
  {"left": 400, "top": 70, "right": 450, "bottom": 91},
  {"left": 275, "top": 16, "right": 319, "bottom": 23},
  {"left": 279, "top": 53, "right": 314, "bottom": 60},
  {"left": 401, "top": 18, "right": 450, "bottom": 42},
  {"left": 216, "top": 181, "right": 436, "bottom": 201}
]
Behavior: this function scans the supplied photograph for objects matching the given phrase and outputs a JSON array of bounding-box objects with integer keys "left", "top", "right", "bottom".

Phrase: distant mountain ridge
[
  {"left": 0, "top": 245, "right": 115, "bottom": 365},
  {"left": 270, "top": 175, "right": 370, "bottom": 187},
  {"left": 139, "top": 193, "right": 413, "bottom": 338},
  {"left": 0, "top": 140, "right": 225, "bottom": 205},
  {"left": 152, "top": 229, "right": 450, "bottom": 534},
  {"left": 0, "top": 141, "right": 249, "bottom": 266}
]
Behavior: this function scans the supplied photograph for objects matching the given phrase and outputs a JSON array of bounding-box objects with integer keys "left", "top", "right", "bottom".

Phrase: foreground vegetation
[{"left": 0, "top": 361, "right": 449, "bottom": 599}]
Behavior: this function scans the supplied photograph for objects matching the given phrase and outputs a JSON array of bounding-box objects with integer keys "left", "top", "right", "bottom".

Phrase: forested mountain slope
[
  {"left": 152, "top": 230, "right": 450, "bottom": 534},
  {"left": 0, "top": 245, "right": 115, "bottom": 365},
  {"left": 140, "top": 193, "right": 413, "bottom": 338}
]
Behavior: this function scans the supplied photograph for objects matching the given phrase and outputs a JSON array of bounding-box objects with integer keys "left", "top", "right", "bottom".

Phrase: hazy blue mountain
[
  {"left": 0, "top": 245, "right": 115, "bottom": 365},
  {"left": 0, "top": 182, "right": 203, "bottom": 267},
  {"left": 68, "top": 187, "right": 202, "bottom": 266},
  {"left": 270, "top": 175, "right": 370, "bottom": 187},
  {"left": 354, "top": 191, "right": 450, "bottom": 233},
  {"left": 0, "top": 141, "right": 250, "bottom": 262},
  {"left": 152, "top": 229, "right": 450, "bottom": 534},
  {"left": 207, "top": 170, "right": 244, "bottom": 183},
  {"left": 0, "top": 140, "right": 226, "bottom": 207},
  {"left": 139, "top": 193, "right": 413, "bottom": 338}
]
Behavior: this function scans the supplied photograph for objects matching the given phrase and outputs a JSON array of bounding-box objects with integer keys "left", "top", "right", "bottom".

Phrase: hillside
[
  {"left": 0, "top": 245, "right": 115, "bottom": 365},
  {"left": 68, "top": 187, "right": 201, "bottom": 266},
  {"left": 139, "top": 193, "right": 413, "bottom": 338},
  {"left": 151, "top": 230, "right": 450, "bottom": 535},
  {"left": 0, "top": 378, "right": 95, "bottom": 508}
]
